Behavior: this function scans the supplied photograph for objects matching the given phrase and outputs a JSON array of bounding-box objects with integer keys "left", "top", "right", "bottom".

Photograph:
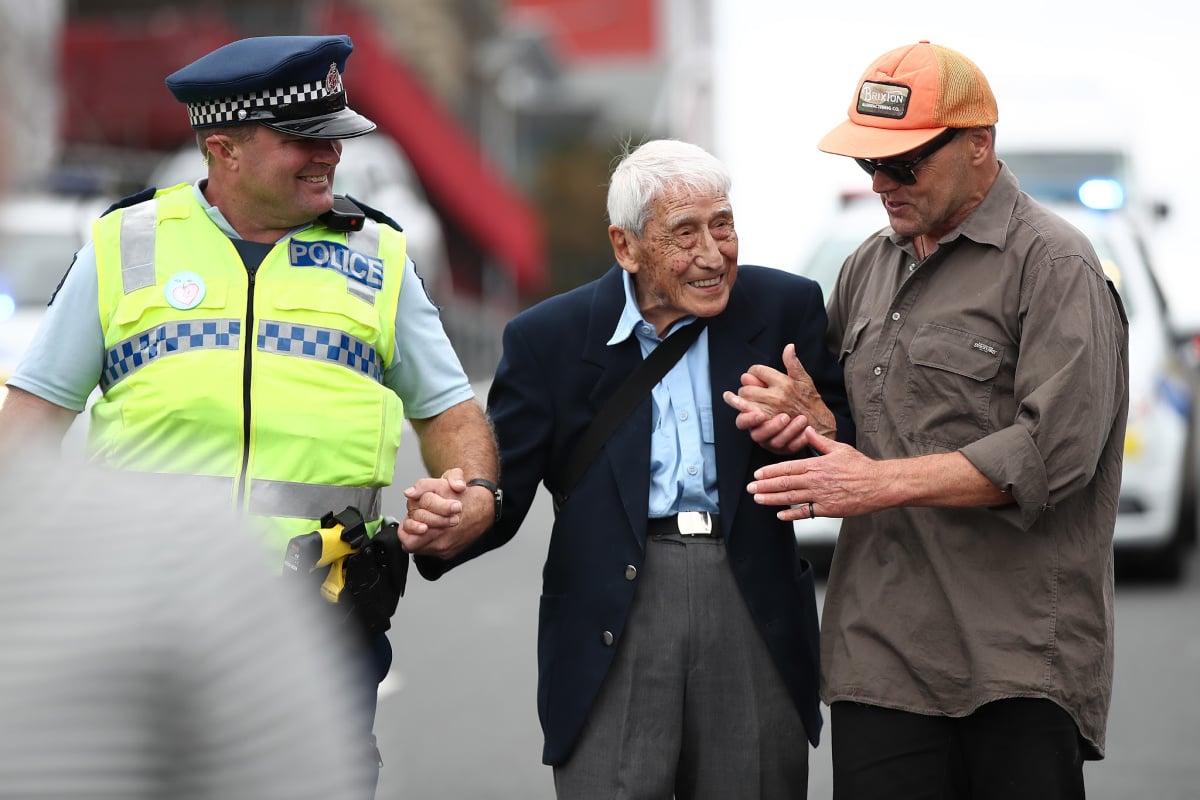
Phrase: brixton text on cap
[
  {"left": 818, "top": 41, "right": 997, "bottom": 160},
  {"left": 165, "top": 35, "right": 376, "bottom": 140}
]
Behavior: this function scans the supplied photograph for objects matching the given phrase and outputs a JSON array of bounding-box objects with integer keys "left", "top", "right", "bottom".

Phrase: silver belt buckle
[{"left": 677, "top": 511, "right": 713, "bottom": 536}]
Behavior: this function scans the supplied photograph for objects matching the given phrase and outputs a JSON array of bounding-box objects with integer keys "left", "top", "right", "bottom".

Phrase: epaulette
[
  {"left": 100, "top": 187, "right": 158, "bottom": 218},
  {"left": 341, "top": 194, "right": 405, "bottom": 233}
]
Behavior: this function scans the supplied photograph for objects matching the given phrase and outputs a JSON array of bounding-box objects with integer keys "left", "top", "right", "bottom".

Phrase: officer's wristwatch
[{"left": 467, "top": 478, "right": 503, "bottom": 524}]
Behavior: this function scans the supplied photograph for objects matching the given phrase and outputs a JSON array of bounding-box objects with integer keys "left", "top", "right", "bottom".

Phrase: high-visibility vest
[{"left": 87, "top": 184, "right": 407, "bottom": 559}]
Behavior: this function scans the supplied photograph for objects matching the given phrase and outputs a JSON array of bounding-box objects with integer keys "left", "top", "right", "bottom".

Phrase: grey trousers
[{"left": 553, "top": 532, "right": 809, "bottom": 800}]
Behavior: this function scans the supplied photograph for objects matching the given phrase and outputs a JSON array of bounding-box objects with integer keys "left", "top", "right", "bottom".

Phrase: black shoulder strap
[
  {"left": 339, "top": 194, "right": 405, "bottom": 232},
  {"left": 557, "top": 318, "right": 708, "bottom": 506},
  {"left": 101, "top": 187, "right": 157, "bottom": 217}
]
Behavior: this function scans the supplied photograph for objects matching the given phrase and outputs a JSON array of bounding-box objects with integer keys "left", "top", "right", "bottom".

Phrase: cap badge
[
  {"left": 857, "top": 81, "right": 911, "bottom": 119},
  {"left": 325, "top": 63, "right": 343, "bottom": 96},
  {"left": 164, "top": 272, "right": 207, "bottom": 310}
]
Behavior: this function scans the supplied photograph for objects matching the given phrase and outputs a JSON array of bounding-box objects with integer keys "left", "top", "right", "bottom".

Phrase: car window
[
  {"left": 0, "top": 230, "right": 81, "bottom": 306},
  {"left": 1000, "top": 151, "right": 1129, "bottom": 203},
  {"left": 1086, "top": 235, "right": 1136, "bottom": 319},
  {"left": 801, "top": 236, "right": 863, "bottom": 297}
]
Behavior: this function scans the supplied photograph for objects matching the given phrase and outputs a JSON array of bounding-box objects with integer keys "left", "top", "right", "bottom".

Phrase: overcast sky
[{"left": 710, "top": 1, "right": 1197, "bottom": 308}]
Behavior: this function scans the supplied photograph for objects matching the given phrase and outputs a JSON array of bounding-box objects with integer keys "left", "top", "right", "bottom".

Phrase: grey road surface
[{"left": 374, "top": 424, "right": 1200, "bottom": 799}]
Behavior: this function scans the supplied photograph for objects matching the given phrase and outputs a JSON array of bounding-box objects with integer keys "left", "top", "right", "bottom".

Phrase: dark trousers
[
  {"left": 552, "top": 532, "right": 809, "bottom": 800},
  {"left": 831, "top": 698, "right": 1086, "bottom": 800},
  {"left": 360, "top": 633, "right": 392, "bottom": 799}
]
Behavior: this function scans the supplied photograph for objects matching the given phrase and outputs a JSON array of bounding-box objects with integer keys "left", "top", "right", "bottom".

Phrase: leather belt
[{"left": 647, "top": 512, "right": 721, "bottom": 538}]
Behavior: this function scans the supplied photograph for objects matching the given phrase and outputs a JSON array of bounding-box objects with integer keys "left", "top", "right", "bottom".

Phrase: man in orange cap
[{"left": 728, "top": 41, "right": 1128, "bottom": 798}]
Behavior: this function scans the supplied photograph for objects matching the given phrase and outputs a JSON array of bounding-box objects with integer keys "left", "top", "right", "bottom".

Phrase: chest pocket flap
[
  {"left": 840, "top": 315, "right": 871, "bottom": 363},
  {"left": 909, "top": 324, "right": 1003, "bottom": 381},
  {"left": 270, "top": 284, "right": 384, "bottom": 334},
  {"left": 111, "top": 279, "right": 228, "bottom": 328}
]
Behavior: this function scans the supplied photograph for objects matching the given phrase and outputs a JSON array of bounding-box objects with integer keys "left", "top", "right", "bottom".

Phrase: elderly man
[
  {"left": 0, "top": 35, "right": 498, "bottom": 797},
  {"left": 404, "top": 138, "right": 853, "bottom": 799},
  {"left": 735, "top": 42, "right": 1128, "bottom": 800}
]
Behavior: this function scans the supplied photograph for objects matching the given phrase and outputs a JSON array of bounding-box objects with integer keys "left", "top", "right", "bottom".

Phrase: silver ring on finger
[{"left": 807, "top": 501, "right": 816, "bottom": 518}]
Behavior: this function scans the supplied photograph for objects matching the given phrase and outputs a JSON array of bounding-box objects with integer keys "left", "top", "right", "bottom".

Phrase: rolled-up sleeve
[{"left": 960, "top": 252, "right": 1127, "bottom": 529}]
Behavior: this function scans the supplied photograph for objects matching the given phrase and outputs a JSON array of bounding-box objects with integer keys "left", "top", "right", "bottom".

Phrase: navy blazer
[{"left": 417, "top": 265, "right": 853, "bottom": 765}]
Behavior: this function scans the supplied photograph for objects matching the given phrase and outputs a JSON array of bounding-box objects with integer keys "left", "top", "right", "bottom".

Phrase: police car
[
  {"left": 0, "top": 192, "right": 113, "bottom": 382},
  {"left": 793, "top": 175, "right": 1198, "bottom": 582}
]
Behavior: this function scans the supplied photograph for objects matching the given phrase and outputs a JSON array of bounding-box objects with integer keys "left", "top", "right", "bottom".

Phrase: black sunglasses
[{"left": 855, "top": 128, "right": 961, "bottom": 185}]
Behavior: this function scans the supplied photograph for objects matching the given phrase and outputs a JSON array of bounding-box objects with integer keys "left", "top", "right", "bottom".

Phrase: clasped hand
[
  {"left": 721, "top": 343, "right": 836, "bottom": 455},
  {"left": 398, "top": 468, "right": 488, "bottom": 559}
]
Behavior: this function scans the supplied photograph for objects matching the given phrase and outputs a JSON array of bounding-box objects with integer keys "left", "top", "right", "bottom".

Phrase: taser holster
[{"left": 282, "top": 507, "right": 409, "bottom": 638}]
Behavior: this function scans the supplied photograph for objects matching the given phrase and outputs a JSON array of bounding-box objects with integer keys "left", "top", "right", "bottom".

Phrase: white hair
[{"left": 606, "top": 139, "right": 732, "bottom": 237}]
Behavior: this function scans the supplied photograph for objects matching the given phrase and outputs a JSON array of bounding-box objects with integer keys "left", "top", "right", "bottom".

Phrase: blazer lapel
[
  {"left": 707, "top": 281, "right": 771, "bottom": 541},
  {"left": 582, "top": 267, "right": 653, "bottom": 544}
]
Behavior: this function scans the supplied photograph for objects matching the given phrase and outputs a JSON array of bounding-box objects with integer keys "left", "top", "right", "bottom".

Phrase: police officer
[{"left": 0, "top": 35, "right": 499, "bottom": 796}]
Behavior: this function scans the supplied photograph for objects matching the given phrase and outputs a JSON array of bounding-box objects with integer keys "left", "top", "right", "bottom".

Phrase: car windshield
[
  {"left": 0, "top": 231, "right": 80, "bottom": 306},
  {"left": 1000, "top": 151, "right": 1128, "bottom": 203}
]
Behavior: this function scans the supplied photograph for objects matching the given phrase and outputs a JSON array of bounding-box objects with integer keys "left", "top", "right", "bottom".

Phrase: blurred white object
[
  {"left": 0, "top": 457, "right": 375, "bottom": 799},
  {"left": 0, "top": 191, "right": 111, "bottom": 382}
]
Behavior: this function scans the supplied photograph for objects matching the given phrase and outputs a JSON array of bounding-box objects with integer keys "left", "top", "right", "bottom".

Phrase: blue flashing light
[
  {"left": 1078, "top": 178, "right": 1125, "bottom": 211},
  {"left": 0, "top": 293, "right": 15, "bottom": 321}
]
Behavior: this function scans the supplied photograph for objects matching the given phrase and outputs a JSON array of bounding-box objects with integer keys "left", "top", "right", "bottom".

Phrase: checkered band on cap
[{"left": 186, "top": 67, "right": 345, "bottom": 128}]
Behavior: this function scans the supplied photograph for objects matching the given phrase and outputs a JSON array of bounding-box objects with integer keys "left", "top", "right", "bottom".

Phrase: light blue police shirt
[
  {"left": 607, "top": 270, "right": 718, "bottom": 518},
  {"left": 7, "top": 182, "right": 473, "bottom": 419}
]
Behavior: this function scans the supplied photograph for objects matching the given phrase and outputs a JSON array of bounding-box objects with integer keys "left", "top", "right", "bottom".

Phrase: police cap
[{"left": 165, "top": 35, "right": 376, "bottom": 140}]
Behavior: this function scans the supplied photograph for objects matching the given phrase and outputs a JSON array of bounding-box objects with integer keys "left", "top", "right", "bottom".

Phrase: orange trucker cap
[{"left": 818, "top": 41, "right": 998, "bottom": 159}]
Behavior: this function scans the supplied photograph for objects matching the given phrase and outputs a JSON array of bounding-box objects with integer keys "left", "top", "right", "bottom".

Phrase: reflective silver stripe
[
  {"left": 256, "top": 319, "right": 382, "bottom": 382},
  {"left": 345, "top": 223, "right": 381, "bottom": 304},
  {"left": 248, "top": 480, "right": 381, "bottom": 520},
  {"left": 119, "top": 200, "right": 159, "bottom": 294},
  {"left": 101, "top": 318, "right": 241, "bottom": 391},
  {"left": 91, "top": 469, "right": 233, "bottom": 498}
]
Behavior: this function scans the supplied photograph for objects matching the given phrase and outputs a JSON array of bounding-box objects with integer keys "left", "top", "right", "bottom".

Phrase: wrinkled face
[
  {"left": 869, "top": 130, "right": 975, "bottom": 241},
  {"left": 232, "top": 126, "right": 343, "bottom": 231},
  {"left": 610, "top": 187, "right": 738, "bottom": 336}
]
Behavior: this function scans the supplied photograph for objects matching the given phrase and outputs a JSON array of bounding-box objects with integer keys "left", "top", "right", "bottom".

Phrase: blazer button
[
  {"left": 624, "top": 565, "right": 637, "bottom": 581},
  {"left": 601, "top": 631, "right": 614, "bottom": 646}
]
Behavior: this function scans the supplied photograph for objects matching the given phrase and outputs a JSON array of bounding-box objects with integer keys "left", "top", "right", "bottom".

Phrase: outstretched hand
[{"left": 745, "top": 427, "right": 882, "bottom": 522}]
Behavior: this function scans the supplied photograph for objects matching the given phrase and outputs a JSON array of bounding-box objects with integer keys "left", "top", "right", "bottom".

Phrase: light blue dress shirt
[
  {"left": 607, "top": 270, "right": 718, "bottom": 518},
  {"left": 8, "top": 182, "right": 472, "bottom": 419}
]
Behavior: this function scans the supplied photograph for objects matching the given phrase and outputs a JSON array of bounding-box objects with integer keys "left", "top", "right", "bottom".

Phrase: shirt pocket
[
  {"left": 902, "top": 323, "right": 1004, "bottom": 449},
  {"left": 110, "top": 279, "right": 229, "bottom": 329},
  {"left": 268, "top": 285, "right": 384, "bottom": 344}
]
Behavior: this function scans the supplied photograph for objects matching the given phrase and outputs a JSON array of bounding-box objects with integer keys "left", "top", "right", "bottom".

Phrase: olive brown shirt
[{"left": 822, "top": 164, "right": 1129, "bottom": 758}]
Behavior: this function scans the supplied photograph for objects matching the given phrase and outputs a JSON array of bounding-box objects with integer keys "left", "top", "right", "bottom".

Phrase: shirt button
[
  {"left": 874, "top": 366, "right": 883, "bottom": 376},
  {"left": 624, "top": 565, "right": 638, "bottom": 581},
  {"left": 678, "top": 410, "right": 689, "bottom": 421},
  {"left": 602, "top": 631, "right": 615, "bottom": 646},
  {"left": 687, "top": 465, "right": 698, "bottom": 476},
  {"left": 909, "top": 263, "right": 917, "bottom": 272},
  {"left": 891, "top": 312, "right": 901, "bottom": 321},
  {"left": 641, "top": 325, "right": 654, "bottom": 336}
]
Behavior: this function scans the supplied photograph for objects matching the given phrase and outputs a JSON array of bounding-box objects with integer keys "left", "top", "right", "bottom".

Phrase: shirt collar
[
  {"left": 606, "top": 270, "right": 699, "bottom": 346},
  {"left": 886, "top": 161, "right": 1020, "bottom": 254},
  {"left": 607, "top": 270, "right": 646, "bottom": 345},
  {"left": 192, "top": 180, "right": 313, "bottom": 244},
  {"left": 957, "top": 161, "right": 1021, "bottom": 250}
]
